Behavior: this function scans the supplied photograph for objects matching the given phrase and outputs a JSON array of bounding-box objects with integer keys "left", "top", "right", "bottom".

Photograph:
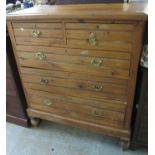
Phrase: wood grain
[
  {"left": 7, "top": 3, "right": 147, "bottom": 144},
  {"left": 22, "top": 74, "right": 128, "bottom": 95},
  {"left": 29, "top": 93, "right": 125, "bottom": 121},
  {"left": 17, "top": 51, "right": 130, "bottom": 69},
  {"left": 66, "top": 23, "right": 134, "bottom": 31},
  {"left": 12, "top": 22, "right": 63, "bottom": 29},
  {"left": 7, "top": 3, "right": 147, "bottom": 21},
  {"left": 19, "top": 60, "right": 129, "bottom": 79},
  {"left": 15, "top": 37, "right": 65, "bottom": 46},
  {"left": 16, "top": 45, "right": 131, "bottom": 59},
  {"left": 124, "top": 23, "right": 145, "bottom": 128},
  {"left": 21, "top": 67, "right": 129, "bottom": 85},
  {"left": 14, "top": 29, "right": 64, "bottom": 38},
  {"left": 28, "top": 89, "right": 126, "bottom": 112},
  {"left": 28, "top": 108, "right": 130, "bottom": 137},
  {"left": 66, "top": 30, "right": 132, "bottom": 42},
  {"left": 24, "top": 83, "right": 128, "bottom": 101}
]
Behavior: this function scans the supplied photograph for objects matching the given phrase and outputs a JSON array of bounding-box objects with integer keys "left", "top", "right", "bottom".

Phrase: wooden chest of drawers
[{"left": 7, "top": 3, "right": 147, "bottom": 149}]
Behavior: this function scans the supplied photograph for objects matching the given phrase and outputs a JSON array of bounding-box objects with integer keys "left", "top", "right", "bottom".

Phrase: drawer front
[
  {"left": 19, "top": 60, "right": 129, "bottom": 79},
  {"left": 21, "top": 68, "right": 129, "bottom": 86},
  {"left": 17, "top": 47, "right": 130, "bottom": 80},
  {"left": 27, "top": 89, "right": 125, "bottom": 128},
  {"left": 66, "top": 23, "right": 133, "bottom": 52},
  {"left": 18, "top": 51, "right": 130, "bottom": 70},
  {"left": 21, "top": 67, "right": 128, "bottom": 101},
  {"left": 28, "top": 89, "right": 126, "bottom": 113},
  {"left": 24, "top": 81, "right": 128, "bottom": 102},
  {"left": 16, "top": 45, "right": 131, "bottom": 60},
  {"left": 22, "top": 74, "right": 128, "bottom": 95},
  {"left": 12, "top": 22, "right": 65, "bottom": 46},
  {"left": 66, "top": 23, "right": 134, "bottom": 31}
]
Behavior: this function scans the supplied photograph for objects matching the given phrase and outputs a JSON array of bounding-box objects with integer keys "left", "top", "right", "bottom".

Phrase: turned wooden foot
[
  {"left": 30, "top": 117, "right": 41, "bottom": 126},
  {"left": 120, "top": 140, "right": 130, "bottom": 151}
]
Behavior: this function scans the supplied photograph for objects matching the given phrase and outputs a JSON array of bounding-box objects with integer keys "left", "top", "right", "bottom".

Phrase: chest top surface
[{"left": 7, "top": 3, "right": 147, "bottom": 21}]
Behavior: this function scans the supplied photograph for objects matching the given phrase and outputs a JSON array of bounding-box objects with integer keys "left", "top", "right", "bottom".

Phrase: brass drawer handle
[
  {"left": 93, "top": 84, "right": 103, "bottom": 91},
  {"left": 96, "top": 24, "right": 104, "bottom": 29},
  {"left": 96, "top": 24, "right": 100, "bottom": 29},
  {"left": 91, "top": 58, "right": 103, "bottom": 66},
  {"left": 36, "top": 52, "right": 46, "bottom": 60},
  {"left": 94, "top": 111, "right": 102, "bottom": 117},
  {"left": 43, "top": 99, "right": 52, "bottom": 106},
  {"left": 32, "top": 30, "right": 41, "bottom": 38},
  {"left": 40, "top": 79, "right": 49, "bottom": 85},
  {"left": 89, "top": 32, "right": 97, "bottom": 45}
]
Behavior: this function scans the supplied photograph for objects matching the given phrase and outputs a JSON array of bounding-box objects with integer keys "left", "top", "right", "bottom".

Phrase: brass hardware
[
  {"left": 93, "top": 84, "right": 103, "bottom": 91},
  {"left": 40, "top": 79, "right": 49, "bottom": 85},
  {"left": 89, "top": 32, "right": 97, "bottom": 45},
  {"left": 32, "top": 30, "right": 41, "bottom": 38},
  {"left": 96, "top": 24, "right": 100, "bottom": 29},
  {"left": 91, "top": 58, "right": 103, "bottom": 66},
  {"left": 96, "top": 24, "right": 104, "bottom": 29},
  {"left": 20, "top": 27, "right": 24, "bottom": 31},
  {"left": 36, "top": 52, "right": 46, "bottom": 60},
  {"left": 94, "top": 111, "right": 102, "bottom": 117},
  {"left": 124, "top": 102, "right": 127, "bottom": 105},
  {"left": 44, "top": 99, "right": 52, "bottom": 106}
]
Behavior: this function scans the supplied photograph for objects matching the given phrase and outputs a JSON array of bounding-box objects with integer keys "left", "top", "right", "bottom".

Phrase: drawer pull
[
  {"left": 36, "top": 52, "right": 46, "bottom": 60},
  {"left": 89, "top": 32, "right": 97, "bottom": 45},
  {"left": 32, "top": 30, "right": 41, "bottom": 38},
  {"left": 94, "top": 111, "right": 102, "bottom": 117},
  {"left": 96, "top": 24, "right": 104, "bottom": 29},
  {"left": 91, "top": 58, "right": 103, "bottom": 66},
  {"left": 93, "top": 84, "right": 103, "bottom": 91},
  {"left": 40, "top": 79, "right": 49, "bottom": 85},
  {"left": 96, "top": 24, "right": 100, "bottom": 29},
  {"left": 43, "top": 99, "right": 52, "bottom": 106}
]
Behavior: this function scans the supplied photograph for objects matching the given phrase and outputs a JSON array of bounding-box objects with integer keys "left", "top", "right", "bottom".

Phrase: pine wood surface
[{"left": 7, "top": 3, "right": 147, "bottom": 145}]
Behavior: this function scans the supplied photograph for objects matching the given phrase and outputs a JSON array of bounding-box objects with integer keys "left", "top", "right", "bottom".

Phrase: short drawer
[
  {"left": 66, "top": 23, "right": 133, "bottom": 52},
  {"left": 27, "top": 89, "right": 125, "bottom": 128},
  {"left": 12, "top": 22, "right": 65, "bottom": 46}
]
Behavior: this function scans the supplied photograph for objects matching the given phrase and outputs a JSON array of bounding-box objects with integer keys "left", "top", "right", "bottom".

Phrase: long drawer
[
  {"left": 12, "top": 22, "right": 65, "bottom": 46},
  {"left": 24, "top": 82, "right": 127, "bottom": 102},
  {"left": 21, "top": 68, "right": 129, "bottom": 86},
  {"left": 27, "top": 89, "right": 125, "bottom": 128},
  {"left": 19, "top": 60, "right": 129, "bottom": 79},
  {"left": 28, "top": 89, "right": 126, "bottom": 113},
  {"left": 16, "top": 45, "right": 131, "bottom": 60},
  {"left": 21, "top": 65, "right": 128, "bottom": 102},
  {"left": 18, "top": 51, "right": 130, "bottom": 70},
  {"left": 22, "top": 74, "right": 128, "bottom": 95},
  {"left": 17, "top": 48, "right": 130, "bottom": 79}
]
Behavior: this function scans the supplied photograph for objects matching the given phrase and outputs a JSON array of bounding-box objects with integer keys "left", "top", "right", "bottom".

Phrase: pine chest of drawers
[{"left": 7, "top": 3, "right": 147, "bottom": 149}]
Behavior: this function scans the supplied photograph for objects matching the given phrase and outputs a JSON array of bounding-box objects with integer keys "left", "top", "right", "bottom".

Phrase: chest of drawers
[{"left": 7, "top": 3, "right": 147, "bottom": 149}]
